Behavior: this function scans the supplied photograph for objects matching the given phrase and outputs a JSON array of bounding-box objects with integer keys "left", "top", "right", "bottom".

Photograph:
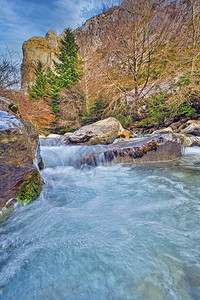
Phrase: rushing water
[{"left": 1, "top": 140, "right": 200, "bottom": 300}]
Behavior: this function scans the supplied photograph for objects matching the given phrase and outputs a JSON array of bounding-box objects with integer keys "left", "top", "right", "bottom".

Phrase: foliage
[
  {"left": 17, "top": 171, "right": 43, "bottom": 204},
  {"left": 29, "top": 61, "right": 49, "bottom": 99},
  {"left": 138, "top": 92, "right": 171, "bottom": 127},
  {"left": 177, "top": 100, "right": 197, "bottom": 119},
  {"left": 80, "top": 99, "right": 106, "bottom": 125},
  {"left": 113, "top": 114, "right": 132, "bottom": 129},
  {"left": 29, "top": 28, "right": 81, "bottom": 116},
  {"left": 138, "top": 72, "right": 200, "bottom": 128},
  {"left": 1, "top": 90, "right": 55, "bottom": 133},
  {"left": 54, "top": 28, "right": 82, "bottom": 89}
]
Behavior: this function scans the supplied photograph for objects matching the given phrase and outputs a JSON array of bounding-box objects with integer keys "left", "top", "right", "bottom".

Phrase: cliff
[
  {"left": 21, "top": 6, "right": 120, "bottom": 91},
  {"left": 21, "top": 0, "right": 190, "bottom": 93},
  {"left": 21, "top": 0, "right": 199, "bottom": 132}
]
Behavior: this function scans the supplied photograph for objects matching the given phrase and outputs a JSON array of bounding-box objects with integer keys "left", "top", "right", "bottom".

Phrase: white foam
[{"left": 185, "top": 147, "right": 200, "bottom": 156}]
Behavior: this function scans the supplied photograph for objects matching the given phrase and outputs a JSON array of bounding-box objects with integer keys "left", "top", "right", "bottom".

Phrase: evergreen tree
[
  {"left": 29, "top": 61, "right": 48, "bottom": 99},
  {"left": 54, "top": 28, "right": 81, "bottom": 89},
  {"left": 46, "top": 67, "right": 60, "bottom": 113},
  {"left": 29, "top": 29, "right": 81, "bottom": 115}
]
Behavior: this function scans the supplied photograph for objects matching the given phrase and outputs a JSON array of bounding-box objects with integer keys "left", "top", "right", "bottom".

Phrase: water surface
[{"left": 1, "top": 142, "right": 200, "bottom": 300}]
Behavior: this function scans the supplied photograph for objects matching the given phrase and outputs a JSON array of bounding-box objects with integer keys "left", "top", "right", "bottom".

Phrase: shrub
[{"left": 113, "top": 114, "right": 132, "bottom": 128}]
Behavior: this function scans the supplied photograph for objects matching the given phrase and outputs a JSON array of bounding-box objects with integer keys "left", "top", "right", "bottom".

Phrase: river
[{"left": 0, "top": 140, "right": 200, "bottom": 299}]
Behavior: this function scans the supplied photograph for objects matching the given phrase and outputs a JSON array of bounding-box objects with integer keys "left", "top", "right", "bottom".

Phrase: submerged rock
[
  {"left": 64, "top": 117, "right": 127, "bottom": 145},
  {"left": 81, "top": 133, "right": 184, "bottom": 166},
  {"left": 0, "top": 108, "right": 43, "bottom": 209}
]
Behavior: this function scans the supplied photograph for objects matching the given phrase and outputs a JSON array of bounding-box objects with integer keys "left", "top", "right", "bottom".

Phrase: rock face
[
  {"left": 21, "top": 30, "right": 60, "bottom": 90},
  {"left": 21, "top": 0, "right": 189, "bottom": 96},
  {"left": 181, "top": 134, "right": 200, "bottom": 147},
  {"left": 0, "top": 98, "right": 43, "bottom": 209},
  {"left": 181, "top": 120, "right": 200, "bottom": 136},
  {"left": 64, "top": 117, "right": 126, "bottom": 145},
  {"left": 0, "top": 96, "right": 19, "bottom": 115},
  {"left": 20, "top": 0, "right": 192, "bottom": 132},
  {"left": 81, "top": 133, "right": 184, "bottom": 166}
]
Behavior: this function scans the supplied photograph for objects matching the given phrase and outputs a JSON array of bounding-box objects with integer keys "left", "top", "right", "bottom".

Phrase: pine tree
[
  {"left": 46, "top": 67, "right": 60, "bottom": 113},
  {"left": 29, "top": 29, "right": 82, "bottom": 115},
  {"left": 54, "top": 28, "right": 81, "bottom": 89},
  {"left": 29, "top": 61, "right": 48, "bottom": 100}
]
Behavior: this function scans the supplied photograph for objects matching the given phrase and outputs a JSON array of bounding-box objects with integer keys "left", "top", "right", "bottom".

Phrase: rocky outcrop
[
  {"left": 179, "top": 134, "right": 200, "bottom": 147},
  {"left": 181, "top": 120, "right": 200, "bottom": 136},
  {"left": 0, "top": 96, "right": 19, "bottom": 115},
  {"left": 21, "top": 0, "right": 189, "bottom": 97},
  {"left": 20, "top": 6, "right": 120, "bottom": 94},
  {"left": 21, "top": 30, "right": 60, "bottom": 90},
  {"left": 63, "top": 117, "right": 130, "bottom": 145},
  {"left": 152, "top": 127, "right": 173, "bottom": 135},
  {"left": 0, "top": 98, "right": 43, "bottom": 209},
  {"left": 81, "top": 133, "right": 184, "bottom": 166}
]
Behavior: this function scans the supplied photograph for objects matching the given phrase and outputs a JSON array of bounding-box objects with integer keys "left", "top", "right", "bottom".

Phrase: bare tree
[
  {"left": 0, "top": 48, "right": 20, "bottom": 92},
  {"left": 188, "top": 0, "right": 200, "bottom": 75},
  {"left": 106, "top": 0, "right": 186, "bottom": 117}
]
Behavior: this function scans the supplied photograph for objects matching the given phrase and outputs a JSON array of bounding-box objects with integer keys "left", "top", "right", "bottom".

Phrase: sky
[{"left": 0, "top": 0, "right": 122, "bottom": 61}]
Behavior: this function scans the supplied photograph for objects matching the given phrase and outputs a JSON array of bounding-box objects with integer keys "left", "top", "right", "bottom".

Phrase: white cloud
[{"left": 0, "top": 0, "right": 122, "bottom": 58}]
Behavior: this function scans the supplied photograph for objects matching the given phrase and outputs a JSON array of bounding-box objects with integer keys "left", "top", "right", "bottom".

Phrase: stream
[{"left": 1, "top": 139, "right": 200, "bottom": 299}]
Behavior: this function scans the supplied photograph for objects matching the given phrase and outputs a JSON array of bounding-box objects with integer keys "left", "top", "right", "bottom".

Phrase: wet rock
[
  {"left": 64, "top": 132, "right": 73, "bottom": 137},
  {"left": 64, "top": 117, "right": 123, "bottom": 145},
  {"left": 180, "top": 134, "right": 200, "bottom": 147},
  {"left": 0, "top": 110, "right": 43, "bottom": 209},
  {"left": 46, "top": 134, "right": 62, "bottom": 139},
  {"left": 152, "top": 127, "right": 173, "bottom": 135},
  {"left": 181, "top": 120, "right": 200, "bottom": 136},
  {"left": 81, "top": 133, "right": 184, "bottom": 166}
]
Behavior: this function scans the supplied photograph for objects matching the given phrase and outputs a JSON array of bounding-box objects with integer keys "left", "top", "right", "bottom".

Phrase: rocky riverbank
[
  {"left": 1, "top": 101, "right": 200, "bottom": 212},
  {"left": 0, "top": 96, "right": 43, "bottom": 211}
]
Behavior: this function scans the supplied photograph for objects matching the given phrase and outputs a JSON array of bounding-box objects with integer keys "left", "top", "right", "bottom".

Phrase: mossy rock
[
  {"left": 0, "top": 108, "right": 43, "bottom": 209},
  {"left": 17, "top": 171, "right": 43, "bottom": 204}
]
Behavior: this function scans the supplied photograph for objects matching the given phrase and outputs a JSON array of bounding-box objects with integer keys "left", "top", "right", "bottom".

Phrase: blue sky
[{"left": 0, "top": 0, "right": 122, "bottom": 60}]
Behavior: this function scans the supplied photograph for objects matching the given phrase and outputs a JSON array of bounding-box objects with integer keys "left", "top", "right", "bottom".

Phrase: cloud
[
  {"left": 0, "top": 0, "right": 122, "bottom": 59},
  {"left": 80, "top": 0, "right": 122, "bottom": 20}
]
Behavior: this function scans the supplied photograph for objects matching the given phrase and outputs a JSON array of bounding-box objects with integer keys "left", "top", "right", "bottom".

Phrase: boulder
[
  {"left": 152, "top": 127, "right": 173, "bottom": 135},
  {"left": 64, "top": 117, "right": 123, "bottom": 145},
  {"left": 46, "top": 134, "right": 62, "bottom": 139},
  {"left": 81, "top": 133, "right": 184, "bottom": 166},
  {"left": 118, "top": 125, "right": 132, "bottom": 139},
  {"left": 0, "top": 96, "right": 19, "bottom": 115},
  {"left": 64, "top": 132, "right": 73, "bottom": 137},
  {"left": 39, "top": 134, "right": 46, "bottom": 139},
  {"left": 181, "top": 120, "right": 200, "bottom": 136},
  {"left": 0, "top": 109, "right": 43, "bottom": 209},
  {"left": 179, "top": 134, "right": 200, "bottom": 147}
]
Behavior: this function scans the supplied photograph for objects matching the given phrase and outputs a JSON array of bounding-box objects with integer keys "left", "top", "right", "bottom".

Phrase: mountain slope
[{"left": 21, "top": 0, "right": 199, "bottom": 132}]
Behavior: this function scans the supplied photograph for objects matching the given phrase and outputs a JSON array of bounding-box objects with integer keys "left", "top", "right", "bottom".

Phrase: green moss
[
  {"left": 17, "top": 171, "right": 43, "bottom": 204},
  {"left": 38, "top": 161, "right": 44, "bottom": 170}
]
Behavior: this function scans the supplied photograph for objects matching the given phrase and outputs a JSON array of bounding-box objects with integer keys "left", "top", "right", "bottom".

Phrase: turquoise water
[{"left": 1, "top": 142, "right": 200, "bottom": 300}]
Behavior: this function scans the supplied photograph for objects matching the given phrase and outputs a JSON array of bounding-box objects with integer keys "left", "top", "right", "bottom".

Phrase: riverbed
[{"left": 0, "top": 141, "right": 200, "bottom": 299}]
